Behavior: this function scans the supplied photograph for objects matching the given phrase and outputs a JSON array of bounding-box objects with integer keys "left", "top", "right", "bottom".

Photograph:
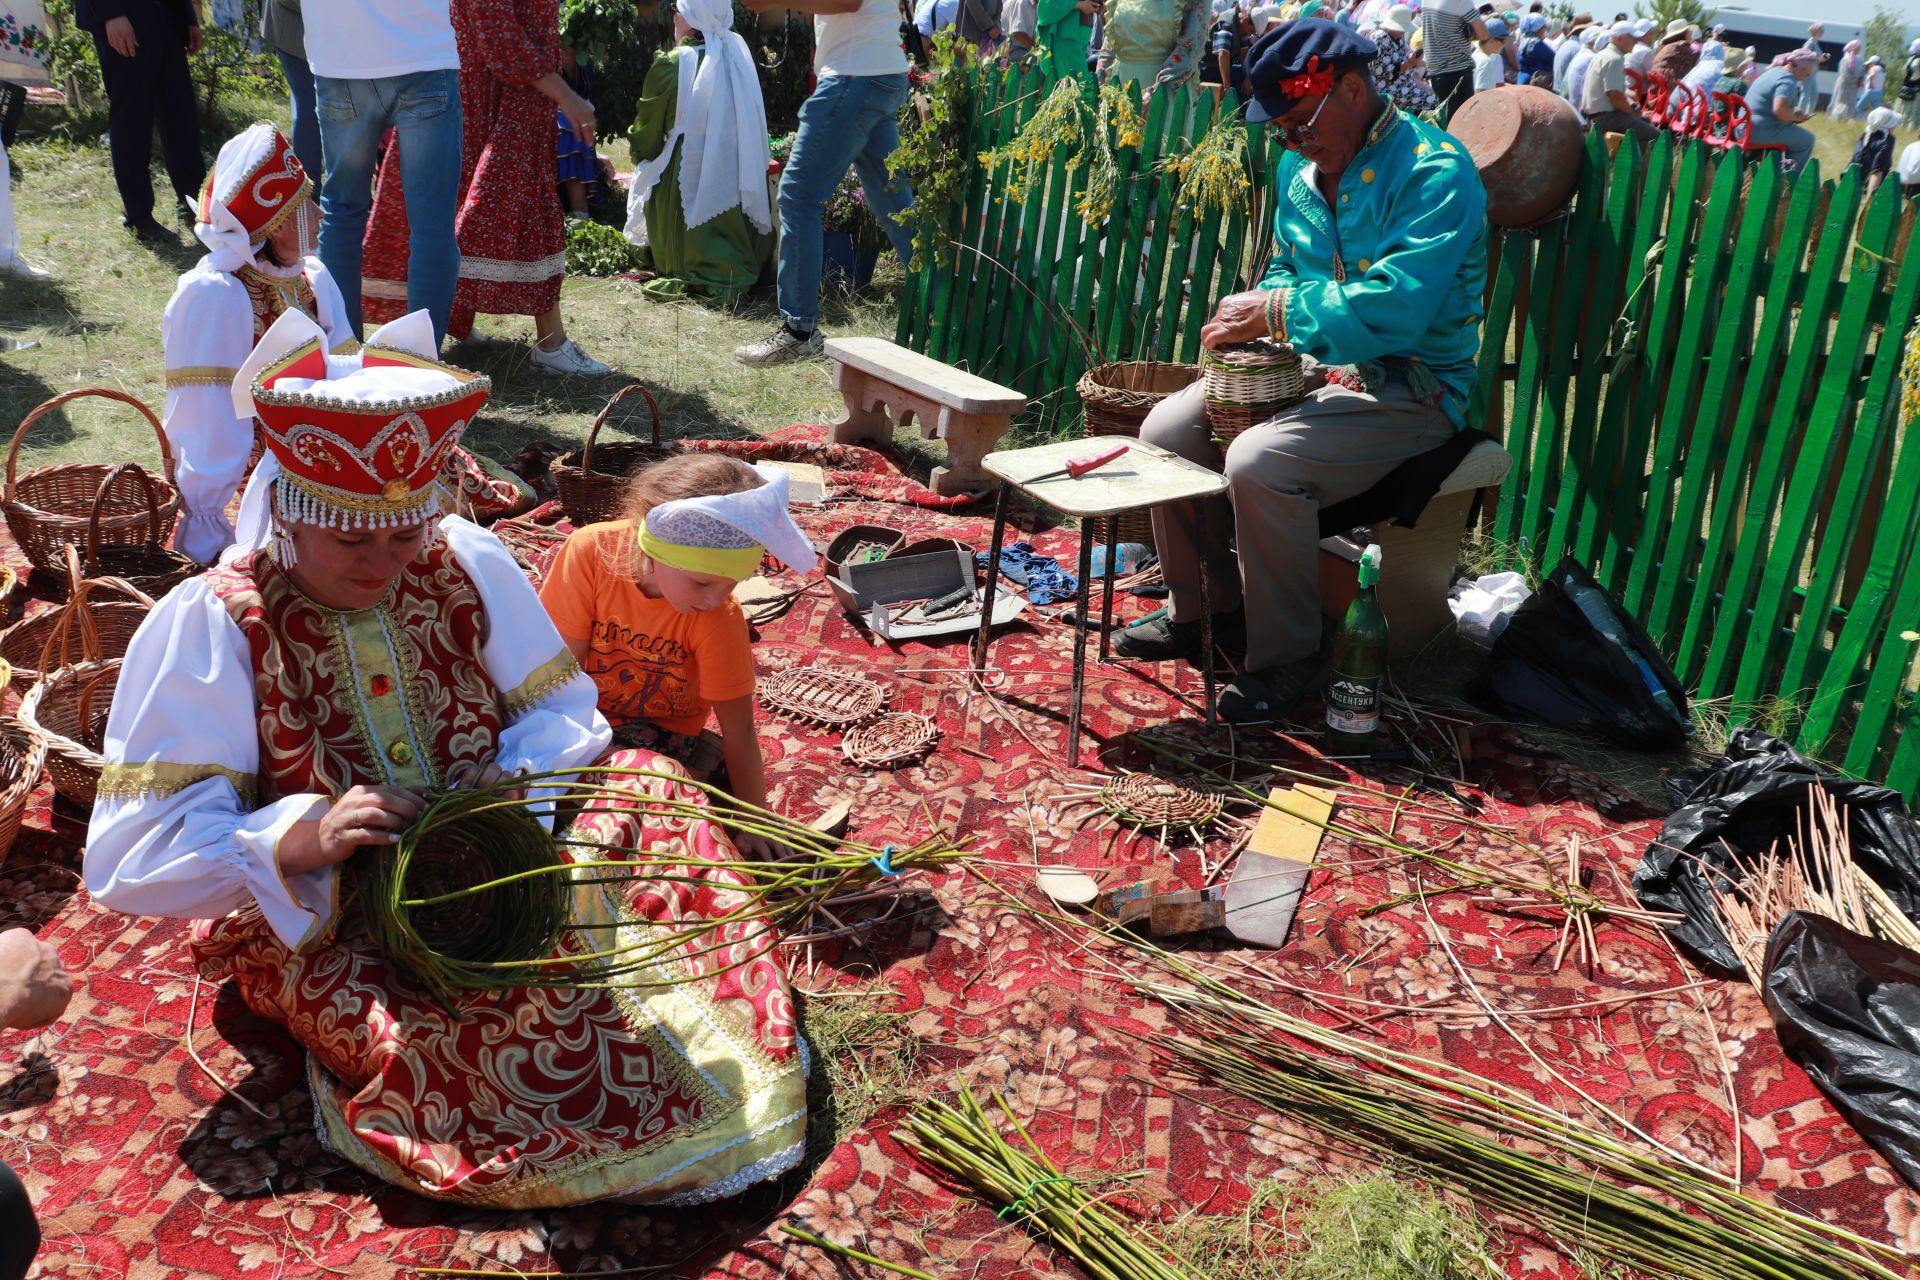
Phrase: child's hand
[{"left": 733, "top": 830, "right": 793, "bottom": 861}]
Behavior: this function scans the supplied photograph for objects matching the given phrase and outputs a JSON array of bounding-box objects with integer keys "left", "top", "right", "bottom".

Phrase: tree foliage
[
  {"left": 1632, "top": 0, "right": 1715, "bottom": 35},
  {"left": 1862, "top": 6, "right": 1909, "bottom": 73}
]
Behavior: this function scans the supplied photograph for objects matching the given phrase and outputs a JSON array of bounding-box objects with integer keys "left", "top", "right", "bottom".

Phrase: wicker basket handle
[
  {"left": 580, "top": 383, "right": 661, "bottom": 474},
  {"left": 5, "top": 388, "right": 173, "bottom": 500},
  {"left": 86, "top": 461, "right": 165, "bottom": 568},
  {"left": 76, "top": 663, "right": 115, "bottom": 745}
]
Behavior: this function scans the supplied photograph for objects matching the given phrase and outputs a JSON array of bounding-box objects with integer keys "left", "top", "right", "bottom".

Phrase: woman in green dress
[
  {"left": 622, "top": 0, "right": 775, "bottom": 303},
  {"left": 1036, "top": 0, "right": 1098, "bottom": 84}
]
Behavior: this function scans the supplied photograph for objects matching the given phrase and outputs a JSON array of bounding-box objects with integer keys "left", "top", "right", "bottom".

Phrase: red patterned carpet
[{"left": 1, "top": 427, "right": 1914, "bottom": 1278}]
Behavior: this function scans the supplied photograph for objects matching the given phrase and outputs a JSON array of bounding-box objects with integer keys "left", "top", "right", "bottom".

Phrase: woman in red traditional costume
[
  {"left": 84, "top": 308, "right": 807, "bottom": 1207},
  {"left": 361, "top": 0, "right": 610, "bottom": 377}
]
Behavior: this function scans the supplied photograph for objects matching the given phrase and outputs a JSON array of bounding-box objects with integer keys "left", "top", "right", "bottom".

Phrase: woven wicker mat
[{"left": 1, "top": 429, "right": 1913, "bottom": 1279}]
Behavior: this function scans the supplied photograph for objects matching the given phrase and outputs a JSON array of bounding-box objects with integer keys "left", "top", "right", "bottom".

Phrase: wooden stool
[
  {"left": 1318, "top": 439, "right": 1514, "bottom": 659},
  {"left": 973, "top": 439, "right": 1229, "bottom": 769},
  {"left": 823, "top": 337, "right": 1025, "bottom": 497}
]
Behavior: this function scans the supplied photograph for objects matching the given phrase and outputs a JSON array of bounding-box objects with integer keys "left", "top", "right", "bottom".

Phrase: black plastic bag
[
  {"left": 1633, "top": 729, "right": 1920, "bottom": 974},
  {"left": 1765, "top": 912, "right": 1920, "bottom": 1188},
  {"left": 1467, "top": 557, "right": 1691, "bottom": 749}
]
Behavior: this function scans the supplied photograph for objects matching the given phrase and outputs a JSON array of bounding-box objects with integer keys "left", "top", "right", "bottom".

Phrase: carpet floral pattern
[{"left": 1, "top": 427, "right": 1914, "bottom": 1278}]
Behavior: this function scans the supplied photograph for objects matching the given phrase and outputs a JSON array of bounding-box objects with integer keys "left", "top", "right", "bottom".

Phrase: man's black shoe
[
  {"left": 125, "top": 217, "right": 176, "bottom": 243},
  {"left": 1112, "top": 604, "right": 1245, "bottom": 661},
  {"left": 1218, "top": 652, "right": 1332, "bottom": 724}
]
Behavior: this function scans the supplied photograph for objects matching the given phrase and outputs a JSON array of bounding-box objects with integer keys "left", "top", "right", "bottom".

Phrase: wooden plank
[
  {"left": 1594, "top": 131, "right": 1679, "bottom": 586},
  {"left": 975, "top": 70, "right": 1047, "bottom": 387},
  {"left": 958, "top": 69, "right": 1022, "bottom": 377},
  {"left": 1488, "top": 232, "right": 1533, "bottom": 547},
  {"left": 1842, "top": 561, "right": 1920, "bottom": 780},
  {"left": 1695, "top": 160, "right": 1857, "bottom": 702},
  {"left": 1175, "top": 95, "right": 1227, "bottom": 364},
  {"left": 1562, "top": 138, "right": 1642, "bottom": 570},
  {"left": 1758, "top": 180, "right": 1907, "bottom": 713},
  {"left": 1509, "top": 215, "right": 1566, "bottom": 555},
  {"left": 1109, "top": 92, "right": 1189, "bottom": 359},
  {"left": 1674, "top": 158, "right": 1809, "bottom": 678},
  {"left": 937, "top": 68, "right": 1006, "bottom": 369},
  {"left": 1635, "top": 151, "right": 1746, "bottom": 640},
  {"left": 1132, "top": 88, "right": 1197, "bottom": 360},
  {"left": 1153, "top": 171, "right": 1203, "bottom": 363},
  {"left": 1043, "top": 161, "right": 1098, "bottom": 418},
  {"left": 1002, "top": 81, "right": 1070, "bottom": 399},
  {"left": 1797, "top": 227, "right": 1920, "bottom": 755}
]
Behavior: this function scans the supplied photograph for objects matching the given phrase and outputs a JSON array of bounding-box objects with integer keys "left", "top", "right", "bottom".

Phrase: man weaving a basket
[
  {"left": 1118, "top": 18, "right": 1487, "bottom": 721},
  {"left": 83, "top": 309, "right": 809, "bottom": 1208}
]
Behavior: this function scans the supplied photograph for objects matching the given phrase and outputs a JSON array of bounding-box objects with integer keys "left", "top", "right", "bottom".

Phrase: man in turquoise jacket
[{"left": 1119, "top": 18, "right": 1487, "bottom": 720}]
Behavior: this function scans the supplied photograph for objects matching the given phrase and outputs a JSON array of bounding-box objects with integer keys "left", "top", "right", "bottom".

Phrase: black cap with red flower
[{"left": 1242, "top": 18, "right": 1378, "bottom": 122}]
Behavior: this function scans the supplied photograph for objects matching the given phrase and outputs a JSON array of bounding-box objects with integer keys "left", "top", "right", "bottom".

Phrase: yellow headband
[{"left": 637, "top": 524, "right": 763, "bottom": 581}]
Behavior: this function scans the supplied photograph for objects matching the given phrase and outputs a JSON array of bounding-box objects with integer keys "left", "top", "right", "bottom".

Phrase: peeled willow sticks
[
  {"left": 898, "top": 1085, "right": 1203, "bottom": 1280},
  {"left": 352, "top": 767, "right": 968, "bottom": 1006},
  {"left": 1119, "top": 947, "right": 1910, "bottom": 1280}
]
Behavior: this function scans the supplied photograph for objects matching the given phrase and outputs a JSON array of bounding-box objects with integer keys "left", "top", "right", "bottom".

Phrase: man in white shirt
[
  {"left": 1471, "top": 15, "right": 1508, "bottom": 91},
  {"left": 305, "top": 0, "right": 466, "bottom": 346},
  {"left": 736, "top": 0, "right": 918, "bottom": 364},
  {"left": 1898, "top": 133, "right": 1920, "bottom": 199},
  {"left": 1582, "top": 19, "right": 1657, "bottom": 140}
]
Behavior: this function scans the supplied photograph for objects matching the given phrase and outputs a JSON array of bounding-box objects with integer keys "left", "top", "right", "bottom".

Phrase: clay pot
[{"left": 1449, "top": 84, "right": 1586, "bottom": 228}]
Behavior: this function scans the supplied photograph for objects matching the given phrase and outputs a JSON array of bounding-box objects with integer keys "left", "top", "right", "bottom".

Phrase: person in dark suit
[{"left": 74, "top": 0, "right": 206, "bottom": 239}]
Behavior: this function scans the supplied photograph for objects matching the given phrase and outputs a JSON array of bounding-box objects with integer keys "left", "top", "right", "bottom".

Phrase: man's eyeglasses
[{"left": 1272, "top": 78, "right": 1340, "bottom": 149}]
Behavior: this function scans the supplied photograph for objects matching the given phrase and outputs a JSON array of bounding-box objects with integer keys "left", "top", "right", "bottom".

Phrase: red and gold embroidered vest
[
  {"left": 204, "top": 545, "right": 504, "bottom": 802},
  {"left": 238, "top": 264, "right": 318, "bottom": 343}
]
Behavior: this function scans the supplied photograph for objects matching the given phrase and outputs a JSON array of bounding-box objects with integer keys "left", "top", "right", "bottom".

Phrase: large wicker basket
[
  {"left": 1201, "top": 340, "right": 1305, "bottom": 442},
  {"left": 81, "top": 462, "right": 201, "bottom": 599},
  {"left": 550, "top": 384, "right": 670, "bottom": 526},
  {"left": 4, "top": 388, "right": 181, "bottom": 574},
  {"left": 0, "top": 707, "right": 46, "bottom": 863},
  {"left": 20, "top": 657, "right": 118, "bottom": 807},
  {"left": 1077, "top": 361, "right": 1199, "bottom": 548}
]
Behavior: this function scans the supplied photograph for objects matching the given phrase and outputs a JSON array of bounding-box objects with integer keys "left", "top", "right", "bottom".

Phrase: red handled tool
[{"left": 1029, "top": 442, "right": 1130, "bottom": 482}]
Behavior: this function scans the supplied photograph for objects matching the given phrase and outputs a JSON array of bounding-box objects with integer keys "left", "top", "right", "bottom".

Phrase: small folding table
[{"left": 970, "top": 438, "right": 1229, "bottom": 768}]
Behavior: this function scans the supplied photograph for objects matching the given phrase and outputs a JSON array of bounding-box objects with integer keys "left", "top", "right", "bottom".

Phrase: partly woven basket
[
  {"left": 81, "top": 462, "right": 200, "bottom": 599},
  {"left": 4, "top": 388, "right": 180, "bottom": 574},
  {"left": 842, "top": 712, "right": 940, "bottom": 770},
  {"left": 0, "top": 704, "right": 45, "bottom": 863},
  {"left": 1, "top": 550, "right": 154, "bottom": 691},
  {"left": 760, "top": 665, "right": 888, "bottom": 728},
  {"left": 21, "top": 657, "right": 118, "bottom": 807},
  {"left": 550, "top": 384, "right": 670, "bottom": 526},
  {"left": 1201, "top": 340, "right": 1305, "bottom": 442},
  {"left": 1077, "top": 361, "right": 1198, "bottom": 546}
]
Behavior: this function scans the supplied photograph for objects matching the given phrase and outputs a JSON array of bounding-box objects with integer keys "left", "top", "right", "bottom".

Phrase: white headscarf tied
[
  {"left": 197, "top": 123, "right": 309, "bottom": 274},
  {"left": 647, "top": 463, "right": 818, "bottom": 573},
  {"left": 623, "top": 0, "right": 773, "bottom": 247}
]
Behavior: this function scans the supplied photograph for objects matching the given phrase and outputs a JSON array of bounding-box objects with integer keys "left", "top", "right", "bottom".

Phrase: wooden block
[{"left": 1225, "top": 784, "right": 1335, "bottom": 948}]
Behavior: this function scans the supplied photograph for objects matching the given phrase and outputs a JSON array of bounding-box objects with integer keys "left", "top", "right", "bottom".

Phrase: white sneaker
[
  {"left": 734, "top": 326, "right": 824, "bottom": 366},
  {"left": 0, "top": 257, "right": 51, "bottom": 281},
  {"left": 530, "top": 338, "right": 611, "bottom": 377}
]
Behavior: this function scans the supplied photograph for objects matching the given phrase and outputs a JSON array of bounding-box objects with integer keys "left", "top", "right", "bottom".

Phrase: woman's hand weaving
[{"left": 280, "top": 786, "right": 426, "bottom": 877}]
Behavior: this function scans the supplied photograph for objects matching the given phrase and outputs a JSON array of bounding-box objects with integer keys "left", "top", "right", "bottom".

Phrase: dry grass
[
  {"left": 798, "top": 980, "right": 926, "bottom": 1146},
  {"left": 0, "top": 104, "right": 903, "bottom": 475}
]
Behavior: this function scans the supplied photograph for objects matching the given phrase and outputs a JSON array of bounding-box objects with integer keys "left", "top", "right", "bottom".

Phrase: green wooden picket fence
[{"left": 896, "top": 67, "right": 1920, "bottom": 796}]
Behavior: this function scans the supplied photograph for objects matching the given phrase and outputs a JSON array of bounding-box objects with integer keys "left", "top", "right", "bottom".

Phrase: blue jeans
[
  {"left": 776, "top": 73, "right": 916, "bottom": 333},
  {"left": 1748, "top": 113, "right": 1815, "bottom": 173},
  {"left": 277, "top": 50, "right": 323, "bottom": 184},
  {"left": 315, "top": 69, "right": 463, "bottom": 343}
]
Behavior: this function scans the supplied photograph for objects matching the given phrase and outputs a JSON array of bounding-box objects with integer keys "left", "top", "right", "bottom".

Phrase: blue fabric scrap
[{"left": 978, "top": 542, "right": 1079, "bottom": 605}]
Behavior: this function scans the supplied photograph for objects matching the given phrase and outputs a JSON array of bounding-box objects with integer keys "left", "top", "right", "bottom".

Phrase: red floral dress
[{"left": 361, "top": 0, "right": 567, "bottom": 339}]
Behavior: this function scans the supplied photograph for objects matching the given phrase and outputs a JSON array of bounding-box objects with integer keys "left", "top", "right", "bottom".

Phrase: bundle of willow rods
[
  {"left": 1115, "top": 941, "right": 1910, "bottom": 1280},
  {"left": 353, "top": 766, "right": 967, "bottom": 1006},
  {"left": 898, "top": 1084, "right": 1204, "bottom": 1280}
]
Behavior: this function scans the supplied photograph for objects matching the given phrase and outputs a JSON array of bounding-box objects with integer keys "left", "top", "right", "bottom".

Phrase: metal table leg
[
  {"left": 1196, "top": 502, "right": 1217, "bottom": 725},
  {"left": 1098, "top": 516, "right": 1119, "bottom": 662},
  {"left": 972, "top": 483, "right": 1014, "bottom": 676},
  {"left": 1067, "top": 526, "right": 1096, "bottom": 769}
]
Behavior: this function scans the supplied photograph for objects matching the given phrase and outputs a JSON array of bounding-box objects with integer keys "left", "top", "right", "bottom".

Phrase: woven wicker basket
[
  {"left": 2, "top": 550, "right": 154, "bottom": 692},
  {"left": 1077, "top": 362, "right": 1199, "bottom": 547},
  {"left": 21, "top": 658, "right": 118, "bottom": 807},
  {"left": 551, "top": 384, "right": 670, "bottom": 526},
  {"left": 80, "top": 462, "right": 201, "bottom": 599},
  {"left": 4, "top": 388, "right": 180, "bottom": 574},
  {"left": 1201, "top": 340, "right": 1305, "bottom": 442},
  {"left": 0, "top": 562, "right": 15, "bottom": 623},
  {"left": 760, "top": 665, "right": 888, "bottom": 729},
  {"left": 842, "top": 712, "right": 940, "bottom": 769},
  {"left": 0, "top": 708, "right": 45, "bottom": 864}
]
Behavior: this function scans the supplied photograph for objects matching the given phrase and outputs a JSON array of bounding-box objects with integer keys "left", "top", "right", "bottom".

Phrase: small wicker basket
[
  {"left": 760, "top": 665, "right": 888, "bottom": 729},
  {"left": 80, "top": 462, "right": 201, "bottom": 599},
  {"left": 1, "top": 549, "right": 154, "bottom": 691},
  {"left": 4, "top": 388, "right": 181, "bottom": 574},
  {"left": 842, "top": 712, "right": 940, "bottom": 770},
  {"left": 0, "top": 707, "right": 46, "bottom": 864},
  {"left": 550, "top": 384, "right": 671, "bottom": 526},
  {"left": 1077, "top": 361, "right": 1199, "bottom": 547},
  {"left": 21, "top": 657, "right": 118, "bottom": 807},
  {"left": 1200, "top": 340, "right": 1305, "bottom": 442}
]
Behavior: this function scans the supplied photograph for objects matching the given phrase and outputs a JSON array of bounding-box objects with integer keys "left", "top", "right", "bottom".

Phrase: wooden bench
[
  {"left": 823, "top": 337, "right": 1026, "bottom": 497},
  {"left": 1318, "top": 439, "right": 1514, "bottom": 660}
]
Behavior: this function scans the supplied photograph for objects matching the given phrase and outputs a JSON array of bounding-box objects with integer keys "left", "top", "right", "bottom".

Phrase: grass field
[{"left": 0, "top": 101, "right": 902, "bottom": 476}]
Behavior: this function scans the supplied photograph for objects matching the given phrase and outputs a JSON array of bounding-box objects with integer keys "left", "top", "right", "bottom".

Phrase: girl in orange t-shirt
[{"left": 539, "top": 456, "right": 818, "bottom": 856}]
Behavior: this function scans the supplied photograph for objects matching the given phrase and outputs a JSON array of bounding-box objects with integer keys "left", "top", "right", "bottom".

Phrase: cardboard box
[{"left": 828, "top": 548, "right": 1026, "bottom": 640}]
